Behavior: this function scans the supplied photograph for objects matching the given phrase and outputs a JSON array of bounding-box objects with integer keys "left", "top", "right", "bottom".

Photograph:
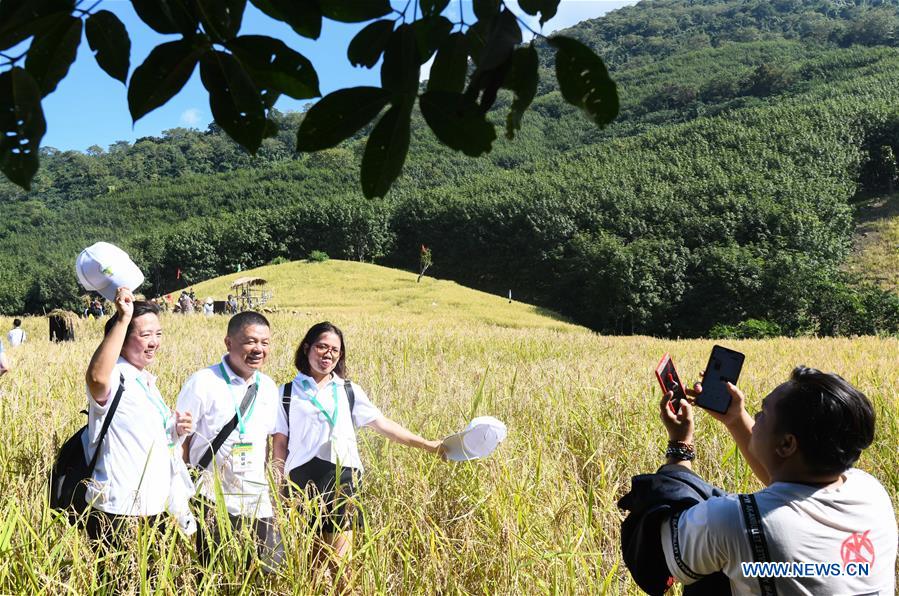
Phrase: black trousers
[
  {"left": 287, "top": 457, "right": 363, "bottom": 533},
  {"left": 85, "top": 509, "right": 164, "bottom": 550},
  {"left": 193, "top": 496, "right": 277, "bottom": 567}
]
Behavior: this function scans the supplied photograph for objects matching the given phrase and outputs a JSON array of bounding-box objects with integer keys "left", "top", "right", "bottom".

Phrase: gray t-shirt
[{"left": 661, "top": 468, "right": 897, "bottom": 595}]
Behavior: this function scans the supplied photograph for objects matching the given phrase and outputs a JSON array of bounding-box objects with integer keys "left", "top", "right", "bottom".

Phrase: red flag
[{"left": 176, "top": 268, "right": 181, "bottom": 280}]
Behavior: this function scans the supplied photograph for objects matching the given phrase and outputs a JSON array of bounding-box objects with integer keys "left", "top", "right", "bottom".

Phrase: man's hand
[
  {"left": 175, "top": 411, "right": 193, "bottom": 436},
  {"left": 659, "top": 390, "right": 694, "bottom": 444},
  {"left": 690, "top": 379, "right": 747, "bottom": 429}
]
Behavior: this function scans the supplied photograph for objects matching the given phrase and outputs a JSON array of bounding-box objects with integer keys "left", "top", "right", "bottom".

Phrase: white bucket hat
[
  {"left": 75, "top": 242, "right": 144, "bottom": 302},
  {"left": 442, "top": 416, "right": 507, "bottom": 462}
]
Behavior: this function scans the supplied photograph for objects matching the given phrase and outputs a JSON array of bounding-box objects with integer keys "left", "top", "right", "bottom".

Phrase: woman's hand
[
  {"left": 175, "top": 411, "right": 193, "bottom": 436},
  {"left": 114, "top": 287, "right": 135, "bottom": 321},
  {"left": 659, "top": 390, "right": 694, "bottom": 444},
  {"left": 425, "top": 439, "right": 447, "bottom": 460}
]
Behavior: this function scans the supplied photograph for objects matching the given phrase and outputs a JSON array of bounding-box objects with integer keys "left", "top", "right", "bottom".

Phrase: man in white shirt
[
  {"left": 7, "top": 319, "right": 25, "bottom": 347},
  {"left": 177, "top": 312, "right": 280, "bottom": 566},
  {"left": 653, "top": 366, "right": 896, "bottom": 595}
]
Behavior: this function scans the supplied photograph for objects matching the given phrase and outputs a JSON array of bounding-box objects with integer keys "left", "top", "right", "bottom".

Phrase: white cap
[
  {"left": 442, "top": 416, "right": 507, "bottom": 462},
  {"left": 75, "top": 242, "right": 144, "bottom": 301}
]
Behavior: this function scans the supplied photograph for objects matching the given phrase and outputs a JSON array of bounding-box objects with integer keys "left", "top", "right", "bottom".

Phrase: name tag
[{"left": 231, "top": 442, "right": 254, "bottom": 473}]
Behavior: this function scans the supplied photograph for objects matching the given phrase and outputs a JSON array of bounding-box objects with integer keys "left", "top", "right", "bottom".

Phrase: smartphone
[
  {"left": 697, "top": 345, "right": 745, "bottom": 414},
  {"left": 655, "top": 353, "right": 687, "bottom": 412}
]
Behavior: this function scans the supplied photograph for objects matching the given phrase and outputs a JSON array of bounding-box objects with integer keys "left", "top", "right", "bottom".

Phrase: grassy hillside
[
  {"left": 0, "top": 308, "right": 896, "bottom": 593},
  {"left": 848, "top": 194, "right": 899, "bottom": 292},
  {"left": 188, "top": 259, "right": 577, "bottom": 331}
]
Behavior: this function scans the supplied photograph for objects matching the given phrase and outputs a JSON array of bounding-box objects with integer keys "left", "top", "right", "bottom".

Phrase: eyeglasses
[{"left": 312, "top": 343, "right": 341, "bottom": 357}]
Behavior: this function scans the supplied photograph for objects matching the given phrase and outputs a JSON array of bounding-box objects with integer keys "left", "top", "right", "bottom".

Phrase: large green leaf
[
  {"left": 24, "top": 14, "right": 81, "bottom": 96},
  {"left": 296, "top": 86, "right": 390, "bottom": 152},
  {"left": 472, "top": 0, "right": 500, "bottom": 20},
  {"left": 200, "top": 50, "right": 267, "bottom": 153},
  {"left": 85, "top": 10, "right": 131, "bottom": 84},
  {"left": 0, "top": 0, "right": 74, "bottom": 51},
  {"left": 131, "top": 0, "right": 198, "bottom": 35},
  {"left": 410, "top": 15, "right": 452, "bottom": 64},
  {"left": 128, "top": 37, "right": 209, "bottom": 122},
  {"left": 419, "top": 90, "right": 495, "bottom": 157},
  {"left": 249, "top": 0, "right": 321, "bottom": 39},
  {"left": 420, "top": 0, "right": 449, "bottom": 17},
  {"left": 427, "top": 32, "right": 468, "bottom": 93},
  {"left": 380, "top": 25, "right": 419, "bottom": 100},
  {"left": 503, "top": 45, "right": 537, "bottom": 139},
  {"left": 549, "top": 35, "right": 618, "bottom": 128},
  {"left": 196, "top": 0, "right": 246, "bottom": 41},
  {"left": 319, "top": 0, "right": 391, "bottom": 23},
  {"left": 347, "top": 19, "right": 394, "bottom": 68},
  {"left": 361, "top": 103, "right": 411, "bottom": 198},
  {"left": 227, "top": 35, "right": 319, "bottom": 100},
  {"left": 0, "top": 68, "right": 46, "bottom": 190},
  {"left": 518, "top": 0, "right": 559, "bottom": 25},
  {"left": 474, "top": 8, "right": 520, "bottom": 72}
]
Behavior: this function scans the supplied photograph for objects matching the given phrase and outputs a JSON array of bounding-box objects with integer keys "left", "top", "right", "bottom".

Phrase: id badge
[{"left": 231, "top": 442, "right": 254, "bottom": 473}]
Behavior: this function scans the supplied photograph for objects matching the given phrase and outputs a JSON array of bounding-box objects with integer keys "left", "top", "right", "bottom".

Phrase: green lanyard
[
  {"left": 135, "top": 376, "right": 170, "bottom": 431},
  {"left": 219, "top": 363, "right": 260, "bottom": 436},
  {"left": 301, "top": 379, "right": 339, "bottom": 427}
]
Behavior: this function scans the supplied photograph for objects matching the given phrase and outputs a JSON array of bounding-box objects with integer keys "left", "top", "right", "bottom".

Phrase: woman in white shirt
[
  {"left": 273, "top": 321, "right": 444, "bottom": 570},
  {"left": 84, "top": 287, "right": 193, "bottom": 545}
]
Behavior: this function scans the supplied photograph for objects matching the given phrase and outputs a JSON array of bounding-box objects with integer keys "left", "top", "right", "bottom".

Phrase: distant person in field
[
  {"left": 620, "top": 366, "right": 897, "bottom": 595},
  {"left": 228, "top": 294, "right": 238, "bottom": 314},
  {"left": 178, "top": 292, "right": 193, "bottom": 314},
  {"left": 7, "top": 318, "right": 25, "bottom": 347},
  {"left": 273, "top": 321, "right": 445, "bottom": 579},
  {"left": 203, "top": 298, "right": 214, "bottom": 316},
  {"left": 84, "top": 288, "right": 194, "bottom": 544},
  {"left": 176, "top": 312, "right": 280, "bottom": 566}
]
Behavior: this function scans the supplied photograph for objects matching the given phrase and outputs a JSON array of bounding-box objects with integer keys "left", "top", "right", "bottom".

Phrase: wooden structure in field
[{"left": 230, "top": 277, "right": 273, "bottom": 311}]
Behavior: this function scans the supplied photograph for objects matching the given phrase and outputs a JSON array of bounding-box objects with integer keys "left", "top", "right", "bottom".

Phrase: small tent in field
[{"left": 230, "top": 277, "right": 272, "bottom": 311}]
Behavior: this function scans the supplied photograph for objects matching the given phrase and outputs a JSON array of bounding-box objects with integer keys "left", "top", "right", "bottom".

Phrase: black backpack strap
[
  {"left": 739, "top": 493, "right": 778, "bottom": 596},
  {"left": 87, "top": 373, "right": 126, "bottom": 474},
  {"left": 281, "top": 382, "right": 292, "bottom": 428},
  {"left": 198, "top": 382, "right": 258, "bottom": 470},
  {"left": 344, "top": 380, "right": 355, "bottom": 429}
]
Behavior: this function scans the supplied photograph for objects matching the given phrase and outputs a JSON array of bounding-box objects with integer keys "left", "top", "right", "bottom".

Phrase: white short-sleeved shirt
[
  {"left": 177, "top": 357, "right": 279, "bottom": 519},
  {"left": 7, "top": 328, "right": 24, "bottom": 347},
  {"left": 84, "top": 357, "right": 178, "bottom": 516},
  {"left": 661, "top": 468, "right": 897, "bottom": 596},
  {"left": 274, "top": 372, "right": 382, "bottom": 474}
]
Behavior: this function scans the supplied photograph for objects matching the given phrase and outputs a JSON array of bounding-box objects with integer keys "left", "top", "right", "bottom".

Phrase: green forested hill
[{"left": 2, "top": 0, "right": 898, "bottom": 337}]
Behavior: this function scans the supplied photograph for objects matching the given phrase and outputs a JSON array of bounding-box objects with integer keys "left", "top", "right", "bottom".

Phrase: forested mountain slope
[{"left": 2, "top": 0, "right": 898, "bottom": 337}]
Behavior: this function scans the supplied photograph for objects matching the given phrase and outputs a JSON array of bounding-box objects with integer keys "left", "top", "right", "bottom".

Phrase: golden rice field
[{"left": 0, "top": 261, "right": 896, "bottom": 594}]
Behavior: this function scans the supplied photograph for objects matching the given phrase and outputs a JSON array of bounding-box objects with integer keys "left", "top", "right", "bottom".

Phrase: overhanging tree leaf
[
  {"left": 361, "top": 103, "right": 411, "bottom": 199},
  {"left": 24, "top": 14, "right": 81, "bottom": 96},
  {"left": 347, "top": 19, "right": 393, "bottom": 68},
  {"left": 410, "top": 15, "right": 452, "bottom": 64},
  {"left": 0, "top": 68, "right": 46, "bottom": 190},
  {"left": 85, "top": 10, "right": 131, "bottom": 84},
  {"left": 420, "top": 0, "right": 449, "bottom": 17},
  {"left": 200, "top": 50, "right": 267, "bottom": 153},
  {"left": 0, "top": 0, "right": 74, "bottom": 51},
  {"left": 503, "top": 44, "right": 537, "bottom": 139},
  {"left": 128, "top": 37, "right": 209, "bottom": 122},
  {"left": 427, "top": 31, "right": 468, "bottom": 93},
  {"left": 549, "top": 35, "right": 618, "bottom": 128},
  {"left": 318, "top": 0, "right": 391, "bottom": 23},
  {"left": 296, "top": 86, "right": 389, "bottom": 151},
  {"left": 472, "top": 0, "right": 500, "bottom": 21},
  {"left": 227, "top": 35, "right": 320, "bottom": 99},
  {"left": 131, "top": 0, "right": 198, "bottom": 35},
  {"left": 519, "top": 0, "right": 560, "bottom": 25},
  {"left": 473, "top": 8, "right": 520, "bottom": 72},
  {"left": 196, "top": 0, "right": 247, "bottom": 41},
  {"left": 419, "top": 90, "right": 495, "bottom": 156},
  {"left": 381, "top": 25, "right": 419, "bottom": 100},
  {"left": 249, "top": 0, "right": 321, "bottom": 39}
]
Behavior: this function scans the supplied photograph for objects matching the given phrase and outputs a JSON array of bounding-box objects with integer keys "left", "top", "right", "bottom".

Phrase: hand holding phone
[
  {"left": 656, "top": 353, "right": 688, "bottom": 412},
  {"left": 696, "top": 345, "right": 744, "bottom": 414}
]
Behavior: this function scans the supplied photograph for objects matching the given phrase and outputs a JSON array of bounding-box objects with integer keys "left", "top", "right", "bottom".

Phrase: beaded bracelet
[{"left": 666, "top": 440, "right": 696, "bottom": 461}]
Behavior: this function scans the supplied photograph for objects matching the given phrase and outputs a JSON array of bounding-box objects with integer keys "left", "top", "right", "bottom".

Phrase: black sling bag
[
  {"left": 197, "top": 382, "right": 258, "bottom": 470},
  {"left": 739, "top": 493, "right": 778, "bottom": 596},
  {"left": 281, "top": 380, "right": 355, "bottom": 428}
]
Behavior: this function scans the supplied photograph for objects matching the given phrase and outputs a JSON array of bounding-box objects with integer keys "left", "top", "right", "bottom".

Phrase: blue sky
[{"left": 40, "top": 0, "right": 635, "bottom": 151}]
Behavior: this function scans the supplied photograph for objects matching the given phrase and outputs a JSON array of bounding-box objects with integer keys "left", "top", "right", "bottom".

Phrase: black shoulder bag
[
  {"left": 281, "top": 380, "right": 355, "bottom": 429},
  {"left": 739, "top": 493, "right": 778, "bottom": 596},
  {"left": 49, "top": 373, "right": 125, "bottom": 525},
  {"left": 197, "top": 383, "right": 258, "bottom": 470}
]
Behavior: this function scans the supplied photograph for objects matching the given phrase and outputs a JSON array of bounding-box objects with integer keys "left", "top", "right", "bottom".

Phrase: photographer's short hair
[
  {"left": 12, "top": 318, "right": 21, "bottom": 327},
  {"left": 776, "top": 366, "right": 875, "bottom": 475},
  {"left": 227, "top": 311, "right": 270, "bottom": 337},
  {"left": 103, "top": 301, "right": 161, "bottom": 337}
]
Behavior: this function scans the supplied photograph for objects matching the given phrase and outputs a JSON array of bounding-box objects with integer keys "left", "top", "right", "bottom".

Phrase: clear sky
[{"left": 39, "top": 0, "right": 635, "bottom": 151}]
